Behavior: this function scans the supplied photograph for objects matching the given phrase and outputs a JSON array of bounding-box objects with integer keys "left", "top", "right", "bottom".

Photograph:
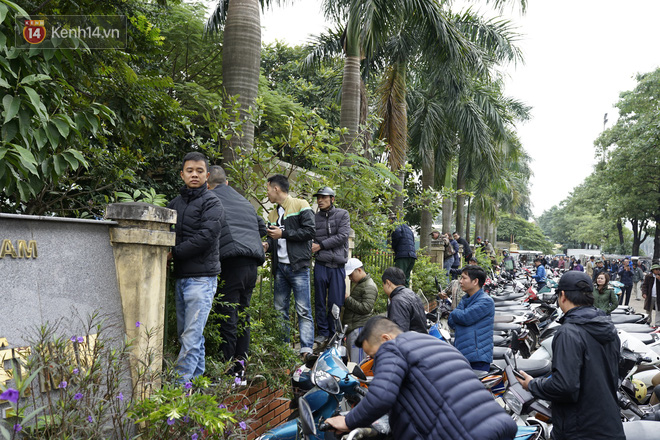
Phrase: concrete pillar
[{"left": 105, "top": 202, "right": 176, "bottom": 394}]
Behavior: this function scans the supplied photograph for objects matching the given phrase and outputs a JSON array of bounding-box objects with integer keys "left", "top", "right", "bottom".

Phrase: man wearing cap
[
  {"left": 311, "top": 186, "right": 351, "bottom": 346},
  {"left": 343, "top": 258, "right": 378, "bottom": 362},
  {"left": 429, "top": 230, "right": 441, "bottom": 240},
  {"left": 592, "top": 259, "right": 605, "bottom": 282},
  {"left": 519, "top": 271, "right": 625, "bottom": 440},
  {"left": 641, "top": 264, "right": 660, "bottom": 328},
  {"left": 475, "top": 236, "right": 485, "bottom": 251}
]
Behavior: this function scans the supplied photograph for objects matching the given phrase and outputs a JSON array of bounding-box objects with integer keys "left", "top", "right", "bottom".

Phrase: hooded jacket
[
  {"left": 391, "top": 224, "right": 417, "bottom": 259},
  {"left": 211, "top": 184, "right": 266, "bottom": 265},
  {"left": 313, "top": 205, "right": 350, "bottom": 268},
  {"left": 448, "top": 289, "right": 494, "bottom": 364},
  {"left": 345, "top": 332, "right": 517, "bottom": 440},
  {"left": 528, "top": 306, "right": 624, "bottom": 440},
  {"left": 266, "top": 195, "right": 315, "bottom": 272},
  {"left": 167, "top": 185, "right": 224, "bottom": 278},
  {"left": 387, "top": 286, "right": 427, "bottom": 333}
]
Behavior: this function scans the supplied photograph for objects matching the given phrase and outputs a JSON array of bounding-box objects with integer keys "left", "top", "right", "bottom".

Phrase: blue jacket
[
  {"left": 448, "top": 289, "right": 494, "bottom": 363},
  {"left": 391, "top": 224, "right": 417, "bottom": 259},
  {"left": 345, "top": 332, "right": 517, "bottom": 440},
  {"left": 619, "top": 268, "right": 633, "bottom": 286},
  {"left": 532, "top": 264, "right": 546, "bottom": 283}
]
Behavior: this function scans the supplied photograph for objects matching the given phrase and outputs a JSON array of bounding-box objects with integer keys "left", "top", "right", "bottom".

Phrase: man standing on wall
[
  {"left": 453, "top": 231, "right": 472, "bottom": 263},
  {"left": 390, "top": 221, "right": 417, "bottom": 288},
  {"left": 311, "top": 187, "right": 351, "bottom": 347},
  {"left": 167, "top": 152, "right": 224, "bottom": 383},
  {"left": 207, "top": 166, "right": 266, "bottom": 379},
  {"left": 264, "top": 174, "right": 316, "bottom": 360}
]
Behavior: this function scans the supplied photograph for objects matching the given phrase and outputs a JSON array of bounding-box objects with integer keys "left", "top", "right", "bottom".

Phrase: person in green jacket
[
  {"left": 593, "top": 272, "right": 618, "bottom": 314},
  {"left": 343, "top": 258, "right": 378, "bottom": 363}
]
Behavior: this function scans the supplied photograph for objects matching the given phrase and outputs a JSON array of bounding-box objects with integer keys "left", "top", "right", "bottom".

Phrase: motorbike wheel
[
  {"left": 527, "top": 328, "right": 540, "bottom": 351},
  {"left": 519, "top": 341, "right": 532, "bottom": 359}
]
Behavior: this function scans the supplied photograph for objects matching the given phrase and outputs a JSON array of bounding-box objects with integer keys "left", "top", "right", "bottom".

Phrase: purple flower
[
  {"left": 184, "top": 382, "right": 192, "bottom": 389},
  {"left": 117, "top": 392, "right": 124, "bottom": 401},
  {"left": 74, "top": 393, "right": 83, "bottom": 400},
  {"left": 191, "top": 434, "right": 198, "bottom": 440},
  {"left": 218, "top": 403, "right": 226, "bottom": 409},
  {"left": 239, "top": 359, "right": 245, "bottom": 366},
  {"left": 73, "top": 368, "right": 79, "bottom": 374},
  {"left": 183, "top": 415, "right": 190, "bottom": 423},
  {"left": 87, "top": 416, "right": 93, "bottom": 423},
  {"left": 166, "top": 417, "right": 175, "bottom": 426},
  {"left": 0, "top": 389, "right": 19, "bottom": 403},
  {"left": 234, "top": 376, "right": 241, "bottom": 385},
  {"left": 136, "top": 321, "right": 141, "bottom": 328},
  {"left": 243, "top": 405, "right": 248, "bottom": 411},
  {"left": 71, "top": 336, "right": 77, "bottom": 342},
  {"left": 240, "top": 421, "right": 247, "bottom": 430},
  {"left": 59, "top": 381, "right": 68, "bottom": 389},
  {"left": 77, "top": 336, "right": 84, "bottom": 343},
  {"left": 13, "top": 424, "right": 21, "bottom": 433}
]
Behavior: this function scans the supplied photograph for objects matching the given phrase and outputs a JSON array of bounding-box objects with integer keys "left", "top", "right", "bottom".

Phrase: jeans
[
  {"left": 216, "top": 260, "right": 257, "bottom": 364},
  {"left": 175, "top": 276, "right": 217, "bottom": 383},
  {"left": 273, "top": 264, "right": 314, "bottom": 354},
  {"left": 314, "top": 264, "right": 346, "bottom": 338},
  {"left": 347, "top": 328, "right": 365, "bottom": 364},
  {"left": 394, "top": 257, "right": 416, "bottom": 288},
  {"left": 619, "top": 285, "right": 633, "bottom": 305},
  {"left": 443, "top": 255, "right": 454, "bottom": 276}
]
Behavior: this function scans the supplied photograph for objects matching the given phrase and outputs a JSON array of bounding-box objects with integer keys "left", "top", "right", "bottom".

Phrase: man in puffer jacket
[
  {"left": 325, "top": 316, "right": 517, "bottom": 440},
  {"left": 448, "top": 265, "right": 494, "bottom": 371},
  {"left": 382, "top": 267, "right": 427, "bottom": 333},
  {"left": 390, "top": 221, "right": 417, "bottom": 287},
  {"left": 519, "top": 271, "right": 624, "bottom": 440},
  {"left": 208, "top": 166, "right": 266, "bottom": 376},
  {"left": 311, "top": 187, "right": 350, "bottom": 346},
  {"left": 167, "top": 152, "right": 224, "bottom": 383}
]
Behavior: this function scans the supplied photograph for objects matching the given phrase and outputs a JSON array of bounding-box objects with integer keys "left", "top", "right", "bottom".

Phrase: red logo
[{"left": 22, "top": 19, "right": 46, "bottom": 44}]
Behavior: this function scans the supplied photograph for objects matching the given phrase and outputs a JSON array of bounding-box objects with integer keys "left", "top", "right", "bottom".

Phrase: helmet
[
  {"left": 312, "top": 186, "right": 335, "bottom": 197},
  {"left": 632, "top": 379, "right": 648, "bottom": 404}
]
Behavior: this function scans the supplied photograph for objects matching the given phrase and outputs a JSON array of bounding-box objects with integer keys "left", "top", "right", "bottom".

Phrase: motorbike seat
[
  {"left": 494, "top": 314, "right": 516, "bottom": 323},
  {"left": 614, "top": 323, "right": 655, "bottom": 333},
  {"left": 494, "top": 300, "right": 522, "bottom": 307},
  {"left": 493, "top": 335, "right": 507, "bottom": 346},
  {"left": 493, "top": 322, "right": 522, "bottom": 332},
  {"left": 492, "top": 346, "right": 512, "bottom": 359},
  {"left": 611, "top": 314, "right": 646, "bottom": 324},
  {"left": 492, "top": 358, "right": 552, "bottom": 377}
]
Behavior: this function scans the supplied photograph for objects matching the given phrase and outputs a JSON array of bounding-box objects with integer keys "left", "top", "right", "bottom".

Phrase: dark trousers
[
  {"left": 216, "top": 258, "right": 258, "bottom": 363},
  {"left": 619, "top": 285, "right": 633, "bottom": 306},
  {"left": 314, "top": 263, "right": 346, "bottom": 338},
  {"left": 394, "top": 257, "right": 416, "bottom": 288}
]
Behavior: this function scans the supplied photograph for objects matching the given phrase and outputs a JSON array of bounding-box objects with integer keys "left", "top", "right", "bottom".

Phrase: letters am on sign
[{"left": 0, "top": 240, "right": 37, "bottom": 259}]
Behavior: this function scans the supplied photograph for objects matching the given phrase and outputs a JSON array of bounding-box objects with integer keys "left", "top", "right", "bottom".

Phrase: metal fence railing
[{"left": 353, "top": 249, "right": 395, "bottom": 274}]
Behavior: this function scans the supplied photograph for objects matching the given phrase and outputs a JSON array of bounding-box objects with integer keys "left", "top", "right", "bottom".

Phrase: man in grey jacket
[
  {"left": 208, "top": 166, "right": 266, "bottom": 378},
  {"left": 382, "top": 267, "right": 427, "bottom": 333},
  {"left": 311, "top": 187, "right": 351, "bottom": 346}
]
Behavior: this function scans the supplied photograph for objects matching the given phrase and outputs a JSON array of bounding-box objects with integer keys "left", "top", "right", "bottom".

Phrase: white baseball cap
[{"left": 345, "top": 258, "right": 363, "bottom": 276}]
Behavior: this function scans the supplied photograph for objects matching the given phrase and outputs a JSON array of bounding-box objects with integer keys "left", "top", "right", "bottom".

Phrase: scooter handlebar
[
  {"left": 354, "top": 385, "right": 368, "bottom": 396},
  {"left": 318, "top": 421, "right": 332, "bottom": 431}
]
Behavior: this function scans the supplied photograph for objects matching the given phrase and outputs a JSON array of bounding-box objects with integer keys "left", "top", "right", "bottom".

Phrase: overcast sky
[{"left": 257, "top": 0, "right": 660, "bottom": 217}]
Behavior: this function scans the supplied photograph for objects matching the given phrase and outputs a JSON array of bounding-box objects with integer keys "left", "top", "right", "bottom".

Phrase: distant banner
[{"left": 15, "top": 15, "right": 127, "bottom": 49}]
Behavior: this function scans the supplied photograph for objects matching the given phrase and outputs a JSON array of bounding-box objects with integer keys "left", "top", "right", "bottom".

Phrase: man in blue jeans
[
  {"left": 167, "top": 152, "right": 224, "bottom": 383},
  {"left": 264, "top": 174, "right": 316, "bottom": 360}
]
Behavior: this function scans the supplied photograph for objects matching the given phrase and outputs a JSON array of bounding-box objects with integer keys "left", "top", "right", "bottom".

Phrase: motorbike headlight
[
  {"left": 503, "top": 390, "right": 523, "bottom": 415},
  {"left": 312, "top": 370, "right": 340, "bottom": 395}
]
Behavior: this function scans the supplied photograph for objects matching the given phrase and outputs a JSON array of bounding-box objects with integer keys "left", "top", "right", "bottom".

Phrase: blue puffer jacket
[
  {"left": 448, "top": 289, "right": 495, "bottom": 363},
  {"left": 391, "top": 224, "right": 417, "bottom": 259},
  {"left": 345, "top": 332, "right": 517, "bottom": 440}
]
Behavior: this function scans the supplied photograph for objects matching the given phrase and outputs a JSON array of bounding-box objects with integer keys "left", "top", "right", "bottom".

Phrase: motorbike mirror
[
  {"left": 510, "top": 329, "right": 520, "bottom": 353},
  {"left": 351, "top": 364, "right": 367, "bottom": 381},
  {"left": 298, "top": 397, "right": 316, "bottom": 437},
  {"left": 332, "top": 304, "right": 340, "bottom": 320}
]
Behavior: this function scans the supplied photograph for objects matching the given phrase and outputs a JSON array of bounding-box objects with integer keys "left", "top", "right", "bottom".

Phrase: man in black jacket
[
  {"left": 264, "top": 174, "right": 316, "bottom": 359},
  {"left": 208, "top": 166, "right": 266, "bottom": 376},
  {"left": 167, "top": 152, "right": 224, "bottom": 383},
  {"left": 382, "top": 267, "right": 427, "bottom": 333},
  {"left": 311, "top": 187, "right": 350, "bottom": 346},
  {"left": 390, "top": 222, "right": 417, "bottom": 287},
  {"left": 519, "top": 271, "right": 625, "bottom": 440},
  {"left": 325, "top": 316, "right": 517, "bottom": 440},
  {"left": 453, "top": 231, "right": 472, "bottom": 263}
]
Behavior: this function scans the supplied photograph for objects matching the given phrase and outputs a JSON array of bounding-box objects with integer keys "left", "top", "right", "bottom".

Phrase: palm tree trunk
[
  {"left": 340, "top": 14, "right": 361, "bottom": 155},
  {"left": 392, "top": 169, "right": 406, "bottom": 219},
  {"left": 420, "top": 156, "right": 435, "bottom": 250},
  {"left": 465, "top": 197, "right": 471, "bottom": 243},
  {"left": 221, "top": 0, "right": 261, "bottom": 165},
  {"left": 442, "top": 159, "right": 453, "bottom": 233},
  {"left": 456, "top": 165, "right": 466, "bottom": 236}
]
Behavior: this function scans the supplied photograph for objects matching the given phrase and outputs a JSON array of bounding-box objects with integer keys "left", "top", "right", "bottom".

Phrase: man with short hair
[
  {"left": 264, "top": 174, "right": 316, "bottom": 359},
  {"left": 632, "top": 261, "right": 645, "bottom": 300},
  {"left": 167, "top": 152, "right": 225, "bottom": 383},
  {"left": 592, "top": 259, "right": 605, "bottom": 282},
  {"left": 520, "top": 271, "right": 625, "bottom": 440},
  {"left": 642, "top": 264, "right": 660, "bottom": 328},
  {"left": 390, "top": 221, "right": 417, "bottom": 288},
  {"left": 207, "top": 166, "right": 266, "bottom": 376},
  {"left": 585, "top": 255, "right": 595, "bottom": 278},
  {"left": 381, "top": 267, "right": 427, "bottom": 333},
  {"left": 531, "top": 257, "right": 547, "bottom": 292},
  {"left": 325, "top": 316, "right": 517, "bottom": 440},
  {"left": 343, "top": 258, "right": 378, "bottom": 362},
  {"left": 311, "top": 186, "right": 351, "bottom": 346},
  {"left": 453, "top": 231, "right": 472, "bottom": 263},
  {"left": 448, "top": 265, "right": 495, "bottom": 371}
]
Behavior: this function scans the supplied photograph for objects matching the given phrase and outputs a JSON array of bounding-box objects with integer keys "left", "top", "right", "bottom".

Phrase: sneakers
[{"left": 314, "top": 335, "right": 328, "bottom": 344}]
